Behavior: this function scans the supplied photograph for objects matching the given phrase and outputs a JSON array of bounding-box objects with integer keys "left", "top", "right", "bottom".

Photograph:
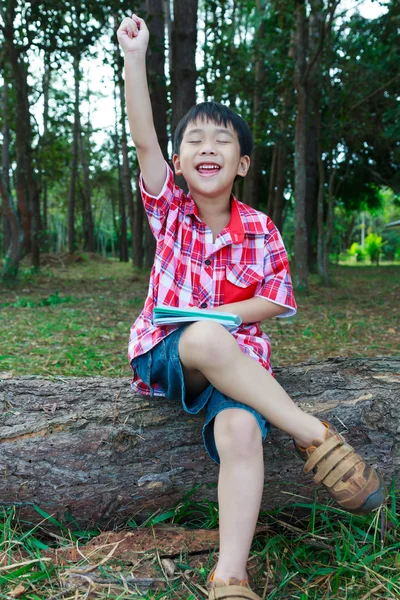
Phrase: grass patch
[
  {"left": 0, "top": 256, "right": 399, "bottom": 377},
  {"left": 1, "top": 485, "right": 399, "bottom": 599}
]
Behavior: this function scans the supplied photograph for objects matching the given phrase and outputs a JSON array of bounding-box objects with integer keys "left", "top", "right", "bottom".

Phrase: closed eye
[{"left": 187, "top": 140, "right": 201, "bottom": 144}]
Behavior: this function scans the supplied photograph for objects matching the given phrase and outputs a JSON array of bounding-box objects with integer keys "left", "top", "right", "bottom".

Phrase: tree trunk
[
  {"left": 0, "top": 357, "right": 397, "bottom": 529},
  {"left": 0, "top": 176, "right": 22, "bottom": 280},
  {"left": 41, "top": 52, "right": 51, "bottom": 251},
  {"left": 171, "top": 0, "right": 198, "bottom": 191},
  {"left": 1, "top": 82, "right": 12, "bottom": 259},
  {"left": 323, "top": 166, "right": 336, "bottom": 276},
  {"left": 305, "top": 1, "right": 324, "bottom": 273},
  {"left": 112, "top": 73, "right": 128, "bottom": 263},
  {"left": 78, "top": 92, "right": 95, "bottom": 253},
  {"left": 272, "top": 143, "right": 288, "bottom": 233},
  {"left": 68, "top": 54, "right": 80, "bottom": 255},
  {"left": 267, "top": 143, "right": 278, "bottom": 217},
  {"left": 3, "top": 2, "right": 34, "bottom": 259},
  {"left": 293, "top": 0, "right": 308, "bottom": 290},
  {"left": 316, "top": 124, "right": 326, "bottom": 280},
  {"left": 171, "top": 0, "right": 198, "bottom": 132}
]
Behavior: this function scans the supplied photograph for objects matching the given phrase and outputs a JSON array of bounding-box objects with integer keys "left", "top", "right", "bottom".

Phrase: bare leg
[
  {"left": 212, "top": 408, "right": 264, "bottom": 582},
  {"left": 179, "top": 321, "right": 326, "bottom": 448}
]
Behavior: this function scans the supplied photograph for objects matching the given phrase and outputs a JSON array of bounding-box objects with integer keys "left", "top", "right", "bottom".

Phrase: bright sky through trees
[{"left": 21, "top": 0, "right": 389, "bottom": 156}]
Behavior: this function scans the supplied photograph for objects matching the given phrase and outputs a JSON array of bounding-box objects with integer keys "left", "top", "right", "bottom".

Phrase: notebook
[{"left": 153, "top": 305, "right": 242, "bottom": 328}]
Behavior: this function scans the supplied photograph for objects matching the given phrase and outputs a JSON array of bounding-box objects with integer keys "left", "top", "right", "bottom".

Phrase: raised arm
[{"left": 117, "top": 14, "right": 166, "bottom": 196}]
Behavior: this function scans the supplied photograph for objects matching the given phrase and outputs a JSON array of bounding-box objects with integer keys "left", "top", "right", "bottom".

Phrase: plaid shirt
[{"left": 128, "top": 163, "right": 297, "bottom": 395}]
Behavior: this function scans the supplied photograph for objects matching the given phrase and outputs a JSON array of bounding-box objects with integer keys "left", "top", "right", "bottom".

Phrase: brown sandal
[
  {"left": 207, "top": 570, "right": 261, "bottom": 600},
  {"left": 208, "top": 585, "right": 261, "bottom": 600},
  {"left": 294, "top": 421, "right": 386, "bottom": 514}
]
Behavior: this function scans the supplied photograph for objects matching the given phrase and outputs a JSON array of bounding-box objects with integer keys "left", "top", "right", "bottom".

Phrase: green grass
[
  {"left": 0, "top": 485, "right": 399, "bottom": 599},
  {"left": 1, "top": 254, "right": 399, "bottom": 598},
  {"left": 0, "top": 256, "right": 399, "bottom": 377}
]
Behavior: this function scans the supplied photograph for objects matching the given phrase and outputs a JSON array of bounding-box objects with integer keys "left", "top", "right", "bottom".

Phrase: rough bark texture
[
  {"left": 3, "top": 1, "right": 33, "bottom": 259},
  {"left": 1, "top": 357, "right": 398, "bottom": 529},
  {"left": 78, "top": 109, "right": 95, "bottom": 253},
  {"left": 293, "top": 0, "right": 308, "bottom": 290},
  {"left": 68, "top": 53, "right": 80, "bottom": 255},
  {"left": 170, "top": 0, "right": 198, "bottom": 192}
]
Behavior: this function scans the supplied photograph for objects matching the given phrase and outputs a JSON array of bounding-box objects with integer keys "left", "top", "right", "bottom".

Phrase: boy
[{"left": 118, "top": 14, "right": 385, "bottom": 599}]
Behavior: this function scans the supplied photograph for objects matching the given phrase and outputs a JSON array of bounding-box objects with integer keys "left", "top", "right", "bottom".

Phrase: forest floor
[
  {"left": 1, "top": 254, "right": 399, "bottom": 599},
  {"left": 0, "top": 253, "right": 399, "bottom": 377}
]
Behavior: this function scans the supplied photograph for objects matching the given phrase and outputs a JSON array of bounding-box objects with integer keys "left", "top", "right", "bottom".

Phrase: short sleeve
[
  {"left": 255, "top": 225, "right": 297, "bottom": 318},
  {"left": 139, "top": 161, "right": 175, "bottom": 239}
]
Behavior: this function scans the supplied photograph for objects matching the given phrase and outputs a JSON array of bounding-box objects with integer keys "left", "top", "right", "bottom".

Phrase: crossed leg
[
  {"left": 178, "top": 321, "right": 326, "bottom": 448},
  {"left": 178, "top": 321, "right": 326, "bottom": 582}
]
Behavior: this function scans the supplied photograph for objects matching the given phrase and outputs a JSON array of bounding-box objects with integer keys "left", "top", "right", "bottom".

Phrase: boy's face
[{"left": 172, "top": 119, "right": 250, "bottom": 199}]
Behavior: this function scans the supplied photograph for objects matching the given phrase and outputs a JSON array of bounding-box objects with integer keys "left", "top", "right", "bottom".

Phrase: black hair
[{"left": 172, "top": 101, "right": 253, "bottom": 157}]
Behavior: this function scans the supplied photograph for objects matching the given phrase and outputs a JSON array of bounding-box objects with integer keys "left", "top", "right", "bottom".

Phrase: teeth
[{"left": 198, "top": 164, "right": 219, "bottom": 169}]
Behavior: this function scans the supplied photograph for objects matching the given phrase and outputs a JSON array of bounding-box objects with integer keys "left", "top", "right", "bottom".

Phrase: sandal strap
[
  {"left": 209, "top": 585, "right": 261, "bottom": 600},
  {"left": 313, "top": 444, "right": 355, "bottom": 483},
  {"left": 320, "top": 453, "right": 364, "bottom": 487},
  {"left": 304, "top": 435, "right": 343, "bottom": 473}
]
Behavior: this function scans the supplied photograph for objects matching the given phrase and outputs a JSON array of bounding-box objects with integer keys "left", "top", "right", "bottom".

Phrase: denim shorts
[{"left": 130, "top": 326, "right": 271, "bottom": 465}]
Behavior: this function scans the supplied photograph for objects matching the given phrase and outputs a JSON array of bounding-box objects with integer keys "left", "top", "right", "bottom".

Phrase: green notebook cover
[{"left": 153, "top": 305, "right": 242, "bottom": 327}]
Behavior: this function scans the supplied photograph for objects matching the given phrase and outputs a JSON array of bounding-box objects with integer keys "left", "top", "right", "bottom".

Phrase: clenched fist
[{"left": 117, "top": 14, "right": 149, "bottom": 56}]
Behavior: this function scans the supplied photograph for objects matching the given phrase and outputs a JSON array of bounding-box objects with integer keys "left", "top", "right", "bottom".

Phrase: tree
[
  {"left": 0, "top": 0, "right": 39, "bottom": 267},
  {"left": 170, "top": 0, "right": 198, "bottom": 191}
]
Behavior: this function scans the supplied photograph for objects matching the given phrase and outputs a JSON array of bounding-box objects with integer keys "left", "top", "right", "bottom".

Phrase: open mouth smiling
[{"left": 196, "top": 163, "right": 221, "bottom": 176}]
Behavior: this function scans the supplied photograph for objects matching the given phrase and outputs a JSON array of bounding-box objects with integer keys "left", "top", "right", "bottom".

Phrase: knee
[
  {"left": 178, "top": 321, "right": 236, "bottom": 369},
  {"left": 214, "top": 409, "right": 262, "bottom": 462}
]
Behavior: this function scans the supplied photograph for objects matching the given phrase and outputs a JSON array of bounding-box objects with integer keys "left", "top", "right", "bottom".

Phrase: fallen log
[{"left": 1, "top": 357, "right": 399, "bottom": 528}]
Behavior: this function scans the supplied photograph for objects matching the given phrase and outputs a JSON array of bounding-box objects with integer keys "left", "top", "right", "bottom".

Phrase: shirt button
[
  {"left": 201, "top": 302, "right": 208, "bottom": 309},
  {"left": 205, "top": 259, "right": 212, "bottom": 266}
]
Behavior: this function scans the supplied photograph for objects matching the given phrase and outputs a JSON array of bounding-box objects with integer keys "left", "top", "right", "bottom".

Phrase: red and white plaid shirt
[{"left": 128, "top": 163, "right": 297, "bottom": 395}]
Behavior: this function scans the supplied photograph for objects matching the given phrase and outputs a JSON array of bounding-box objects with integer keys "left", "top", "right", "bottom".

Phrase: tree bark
[
  {"left": 293, "top": 0, "right": 308, "bottom": 290},
  {"left": 41, "top": 52, "right": 51, "bottom": 251},
  {"left": 68, "top": 53, "right": 80, "bottom": 255},
  {"left": 113, "top": 15, "right": 135, "bottom": 265},
  {"left": 0, "top": 176, "right": 22, "bottom": 280},
  {"left": 305, "top": 2, "right": 324, "bottom": 273},
  {"left": 112, "top": 71, "right": 129, "bottom": 263},
  {"left": 2, "top": 1, "right": 34, "bottom": 259},
  {"left": 78, "top": 92, "right": 95, "bottom": 253},
  {"left": 1, "top": 81, "right": 12, "bottom": 260},
  {"left": 171, "top": 0, "right": 198, "bottom": 133},
  {"left": 0, "top": 357, "right": 398, "bottom": 529},
  {"left": 171, "top": 0, "right": 198, "bottom": 192},
  {"left": 272, "top": 142, "right": 288, "bottom": 233}
]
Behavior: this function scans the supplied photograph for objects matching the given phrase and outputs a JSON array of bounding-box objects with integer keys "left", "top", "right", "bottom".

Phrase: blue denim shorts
[{"left": 130, "top": 326, "right": 271, "bottom": 465}]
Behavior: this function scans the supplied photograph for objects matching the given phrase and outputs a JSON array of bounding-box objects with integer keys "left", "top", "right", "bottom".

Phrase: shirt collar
[{"left": 183, "top": 192, "right": 267, "bottom": 240}]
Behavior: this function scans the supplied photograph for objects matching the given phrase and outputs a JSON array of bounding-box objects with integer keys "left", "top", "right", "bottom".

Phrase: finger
[
  {"left": 131, "top": 14, "right": 148, "bottom": 34},
  {"left": 118, "top": 17, "right": 138, "bottom": 39}
]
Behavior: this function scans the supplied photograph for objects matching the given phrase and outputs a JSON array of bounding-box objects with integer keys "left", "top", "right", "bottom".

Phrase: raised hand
[{"left": 117, "top": 14, "right": 149, "bottom": 56}]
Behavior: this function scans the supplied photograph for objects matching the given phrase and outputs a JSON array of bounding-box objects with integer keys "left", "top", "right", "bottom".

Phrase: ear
[
  {"left": 172, "top": 154, "right": 182, "bottom": 177},
  {"left": 237, "top": 155, "right": 250, "bottom": 178}
]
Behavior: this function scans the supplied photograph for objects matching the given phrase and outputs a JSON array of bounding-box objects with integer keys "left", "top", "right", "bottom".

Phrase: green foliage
[
  {"left": 0, "top": 291, "right": 73, "bottom": 309},
  {"left": 347, "top": 242, "right": 366, "bottom": 262},
  {"left": 365, "top": 233, "right": 386, "bottom": 264}
]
